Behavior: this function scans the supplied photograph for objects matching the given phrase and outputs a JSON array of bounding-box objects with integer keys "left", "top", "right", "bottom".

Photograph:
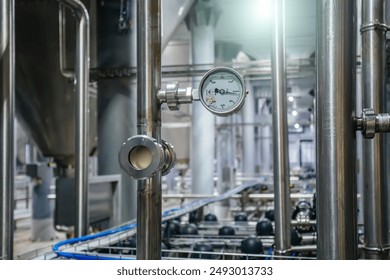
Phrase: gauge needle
[{"left": 216, "top": 89, "right": 237, "bottom": 95}]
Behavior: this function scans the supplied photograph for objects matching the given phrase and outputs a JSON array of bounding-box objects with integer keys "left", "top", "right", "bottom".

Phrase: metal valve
[{"left": 356, "top": 108, "right": 390, "bottom": 138}]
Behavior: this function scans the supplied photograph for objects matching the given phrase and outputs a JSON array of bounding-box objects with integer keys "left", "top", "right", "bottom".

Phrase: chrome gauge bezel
[{"left": 198, "top": 67, "right": 246, "bottom": 117}]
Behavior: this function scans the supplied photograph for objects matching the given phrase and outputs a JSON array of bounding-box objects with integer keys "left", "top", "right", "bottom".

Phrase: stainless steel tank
[{"left": 15, "top": 0, "right": 96, "bottom": 165}]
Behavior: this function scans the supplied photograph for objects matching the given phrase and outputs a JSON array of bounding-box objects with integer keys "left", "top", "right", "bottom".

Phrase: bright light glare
[
  {"left": 288, "top": 96, "right": 294, "bottom": 102},
  {"left": 292, "top": 110, "right": 298, "bottom": 116},
  {"left": 178, "top": 6, "right": 184, "bottom": 16},
  {"left": 256, "top": 0, "right": 273, "bottom": 21},
  {"left": 294, "top": 123, "right": 300, "bottom": 129}
]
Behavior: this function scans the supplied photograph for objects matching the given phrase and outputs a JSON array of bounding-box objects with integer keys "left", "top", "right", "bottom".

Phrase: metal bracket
[
  {"left": 157, "top": 82, "right": 197, "bottom": 110},
  {"left": 356, "top": 108, "right": 390, "bottom": 138}
]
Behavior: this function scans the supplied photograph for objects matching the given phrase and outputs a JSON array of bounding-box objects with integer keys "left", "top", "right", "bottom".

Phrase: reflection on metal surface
[
  {"left": 271, "top": 0, "right": 291, "bottom": 254},
  {"left": 316, "top": 0, "right": 357, "bottom": 259}
]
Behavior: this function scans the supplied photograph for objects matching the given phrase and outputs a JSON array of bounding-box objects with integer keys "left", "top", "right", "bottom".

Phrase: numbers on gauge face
[{"left": 202, "top": 71, "right": 243, "bottom": 113}]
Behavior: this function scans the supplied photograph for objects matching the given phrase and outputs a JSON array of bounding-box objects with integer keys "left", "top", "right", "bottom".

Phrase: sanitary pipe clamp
[
  {"left": 161, "top": 140, "right": 176, "bottom": 176},
  {"left": 118, "top": 135, "right": 165, "bottom": 179},
  {"left": 157, "top": 82, "right": 193, "bottom": 110},
  {"left": 356, "top": 108, "right": 390, "bottom": 139}
]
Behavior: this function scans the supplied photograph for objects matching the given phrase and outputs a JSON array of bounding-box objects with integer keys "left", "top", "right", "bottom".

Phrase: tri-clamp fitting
[
  {"left": 118, "top": 135, "right": 176, "bottom": 179},
  {"left": 157, "top": 82, "right": 198, "bottom": 111},
  {"left": 356, "top": 108, "right": 390, "bottom": 138}
]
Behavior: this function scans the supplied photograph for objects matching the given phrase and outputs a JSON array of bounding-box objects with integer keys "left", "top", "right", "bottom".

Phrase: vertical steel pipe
[
  {"left": 355, "top": 0, "right": 365, "bottom": 233},
  {"left": 271, "top": 0, "right": 291, "bottom": 254},
  {"left": 136, "top": 0, "right": 162, "bottom": 260},
  {"left": 57, "top": 0, "right": 90, "bottom": 237},
  {"left": 0, "top": 0, "right": 8, "bottom": 56},
  {"left": 58, "top": 4, "right": 74, "bottom": 79},
  {"left": 242, "top": 82, "right": 256, "bottom": 176},
  {"left": 216, "top": 116, "right": 235, "bottom": 219},
  {"left": 317, "top": 0, "right": 357, "bottom": 259},
  {"left": 361, "top": 0, "right": 390, "bottom": 259},
  {"left": 0, "top": 0, "right": 15, "bottom": 260}
]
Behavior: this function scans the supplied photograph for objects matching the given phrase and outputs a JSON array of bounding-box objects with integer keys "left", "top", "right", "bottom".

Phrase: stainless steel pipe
[
  {"left": 242, "top": 83, "right": 256, "bottom": 175},
  {"left": 0, "top": 0, "right": 8, "bottom": 56},
  {"left": 271, "top": 0, "right": 291, "bottom": 254},
  {"left": 136, "top": 0, "right": 162, "bottom": 260},
  {"left": 361, "top": 0, "right": 390, "bottom": 259},
  {"left": 57, "top": 0, "right": 90, "bottom": 237},
  {"left": 0, "top": 0, "right": 15, "bottom": 260},
  {"left": 58, "top": 4, "right": 74, "bottom": 79},
  {"left": 317, "top": 0, "right": 357, "bottom": 259}
]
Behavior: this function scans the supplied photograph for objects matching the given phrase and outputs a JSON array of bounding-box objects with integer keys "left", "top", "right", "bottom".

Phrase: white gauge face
[{"left": 199, "top": 67, "right": 246, "bottom": 116}]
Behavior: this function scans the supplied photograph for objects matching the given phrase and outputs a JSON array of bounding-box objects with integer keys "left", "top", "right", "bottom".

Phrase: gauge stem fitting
[{"left": 157, "top": 82, "right": 197, "bottom": 110}]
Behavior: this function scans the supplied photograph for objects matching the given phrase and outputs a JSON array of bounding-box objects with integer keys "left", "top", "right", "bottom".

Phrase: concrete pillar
[
  {"left": 216, "top": 116, "right": 235, "bottom": 218},
  {"left": 97, "top": 0, "right": 137, "bottom": 222},
  {"left": 189, "top": 0, "right": 220, "bottom": 195},
  {"left": 242, "top": 81, "right": 256, "bottom": 175}
]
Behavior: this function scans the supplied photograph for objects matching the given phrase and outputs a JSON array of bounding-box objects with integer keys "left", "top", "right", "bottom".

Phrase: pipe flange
[
  {"left": 362, "top": 108, "right": 376, "bottom": 139},
  {"left": 161, "top": 140, "right": 176, "bottom": 176},
  {"left": 118, "top": 135, "right": 165, "bottom": 179}
]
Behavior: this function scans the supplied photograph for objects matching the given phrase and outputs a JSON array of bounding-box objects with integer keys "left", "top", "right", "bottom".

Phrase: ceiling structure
[{"left": 168, "top": 0, "right": 316, "bottom": 61}]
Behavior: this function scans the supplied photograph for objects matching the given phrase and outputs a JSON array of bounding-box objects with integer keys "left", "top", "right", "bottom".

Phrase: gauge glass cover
[{"left": 199, "top": 67, "right": 246, "bottom": 116}]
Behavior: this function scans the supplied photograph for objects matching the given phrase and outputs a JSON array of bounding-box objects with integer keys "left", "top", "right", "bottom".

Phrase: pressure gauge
[{"left": 198, "top": 67, "right": 246, "bottom": 116}]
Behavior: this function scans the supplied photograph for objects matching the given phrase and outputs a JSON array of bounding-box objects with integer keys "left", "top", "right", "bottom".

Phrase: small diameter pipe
[{"left": 57, "top": 0, "right": 90, "bottom": 237}]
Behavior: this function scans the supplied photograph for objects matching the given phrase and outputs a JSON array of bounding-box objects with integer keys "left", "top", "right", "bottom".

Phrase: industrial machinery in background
[
  {"left": 14, "top": 0, "right": 121, "bottom": 240},
  {"left": 1, "top": 0, "right": 390, "bottom": 261},
  {"left": 22, "top": 182, "right": 318, "bottom": 260}
]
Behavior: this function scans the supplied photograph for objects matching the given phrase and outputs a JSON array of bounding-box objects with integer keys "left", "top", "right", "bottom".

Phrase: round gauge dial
[{"left": 199, "top": 67, "right": 246, "bottom": 116}]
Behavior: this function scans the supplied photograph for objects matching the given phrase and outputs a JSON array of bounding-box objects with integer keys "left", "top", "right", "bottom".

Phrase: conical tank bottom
[{"left": 15, "top": 1, "right": 96, "bottom": 165}]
